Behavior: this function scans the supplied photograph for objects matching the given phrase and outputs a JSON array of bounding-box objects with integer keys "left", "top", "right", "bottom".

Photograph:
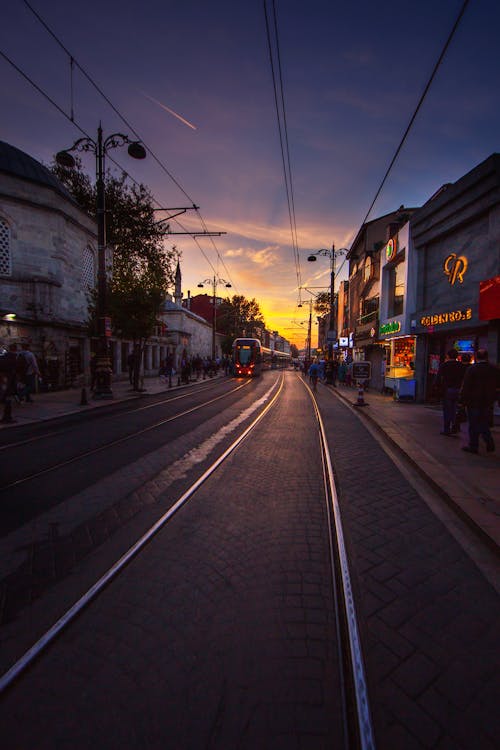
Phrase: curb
[{"left": 327, "top": 384, "right": 500, "bottom": 557}]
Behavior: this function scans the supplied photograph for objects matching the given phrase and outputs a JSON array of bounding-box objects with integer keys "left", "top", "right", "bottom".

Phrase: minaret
[{"left": 174, "top": 260, "right": 183, "bottom": 306}]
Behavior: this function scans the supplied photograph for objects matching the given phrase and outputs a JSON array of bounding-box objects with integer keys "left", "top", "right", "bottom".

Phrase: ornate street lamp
[
  {"left": 307, "top": 245, "right": 347, "bottom": 356},
  {"left": 197, "top": 275, "right": 231, "bottom": 360},
  {"left": 56, "top": 125, "right": 146, "bottom": 398}
]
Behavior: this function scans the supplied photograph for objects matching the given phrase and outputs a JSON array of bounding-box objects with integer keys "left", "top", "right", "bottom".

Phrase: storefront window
[{"left": 389, "top": 261, "right": 405, "bottom": 316}]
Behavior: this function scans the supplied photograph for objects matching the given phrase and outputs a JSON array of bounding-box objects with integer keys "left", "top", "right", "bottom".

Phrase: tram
[
  {"left": 232, "top": 338, "right": 291, "bottom": 376},
  {"left": 232, "top": 338, "right": 263, "bottom": 376}
]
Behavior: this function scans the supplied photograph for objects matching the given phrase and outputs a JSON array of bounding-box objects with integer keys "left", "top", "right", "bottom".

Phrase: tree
[
  {"left": 314, "top": 291, "right": 331, "bottom": 318},
  {"left": 52, "top": 158, "right": 177, "bottom": 389},
  {"left": 216, "top": 295, "right": 265, "bottom": 352},
  {"left": 290, "top": 343, "right": 299, "bottom": 359}
]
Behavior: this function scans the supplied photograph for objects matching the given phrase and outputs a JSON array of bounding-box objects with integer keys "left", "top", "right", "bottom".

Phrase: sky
[{"left": 1, "top": 0, "right": 499, "bottom": 347}]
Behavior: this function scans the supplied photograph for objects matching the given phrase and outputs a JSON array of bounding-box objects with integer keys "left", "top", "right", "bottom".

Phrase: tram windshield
[{"left": 237, "top": 345, "right": 252, "bottom": 364}]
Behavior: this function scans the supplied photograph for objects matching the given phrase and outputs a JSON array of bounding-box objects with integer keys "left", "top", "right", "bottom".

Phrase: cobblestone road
[
  {"left": 317, "top": 382, "right": 499, "bottom": 749},
  {"left": 1, "top": 373, "right": 344, "bottom": 749},
  {"left": 0, "top": 372, "right": 498, "bottom": 749}
]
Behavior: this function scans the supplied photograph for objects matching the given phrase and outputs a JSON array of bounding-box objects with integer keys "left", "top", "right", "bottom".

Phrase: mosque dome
[{"left": 0, "top": 140, "right": 73, "bottom": 200}]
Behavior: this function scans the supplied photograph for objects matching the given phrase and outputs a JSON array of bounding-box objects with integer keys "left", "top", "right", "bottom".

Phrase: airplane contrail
[{"left": 142, "top": 92, "right": 197, "bottom": 130}]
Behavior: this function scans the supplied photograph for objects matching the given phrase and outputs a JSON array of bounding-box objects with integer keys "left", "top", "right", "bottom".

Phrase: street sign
[{"left": 352, "top": 361, "right": 371, "bottom": 381}]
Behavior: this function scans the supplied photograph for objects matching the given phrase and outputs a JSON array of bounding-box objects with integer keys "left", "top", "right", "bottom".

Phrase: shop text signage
[
  {"left": 379, "top": 320, "right": 401, "bottom": 336},
  {"left": 420, "top": 308, "right": 472, "bottom": 327},
  {"left": 386, "top": 237, "right": 397, "bottom": 261},
  {"left": 443, "top": 253, "right": 468, "bottom": 285}
]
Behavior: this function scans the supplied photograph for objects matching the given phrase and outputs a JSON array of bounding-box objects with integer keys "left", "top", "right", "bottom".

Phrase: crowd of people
[{"left": 157, "top": 354, "right": 233, "bottom": 385}]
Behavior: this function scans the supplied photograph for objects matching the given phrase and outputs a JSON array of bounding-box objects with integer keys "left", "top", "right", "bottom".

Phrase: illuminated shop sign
[
  {"left": 443, "top": 253, "right": 468, "bottom": 285},
  {"left": 386, "top": 237, "right": 397, "bottom": 261},
  {"left": 420, "top": 308, "right": 472, "bottom": 327},
  {"left": 379, "top": 320, "right": 401, "bottom": 335}
]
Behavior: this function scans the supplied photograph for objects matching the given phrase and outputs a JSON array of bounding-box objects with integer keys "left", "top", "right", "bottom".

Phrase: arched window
[
  {"left": 82, "top": 245, "right": 96, "bottom": 289},
  {"left": 0, "top": 218, "right": 11, "bottom": 277}
]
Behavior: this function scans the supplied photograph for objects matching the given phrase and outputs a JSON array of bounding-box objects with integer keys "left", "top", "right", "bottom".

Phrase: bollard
[
  {"left": 80, "top": 387, "right": 89, "bottom": 406},
  {"left": 354, "top": 382, "right": 368, "bottom": 407},
  {"left": 1, "top": 398, "right": 16, "bottom": 424},
  {"left": 177, "top": 375, "right": 181, "bottom": 387}
]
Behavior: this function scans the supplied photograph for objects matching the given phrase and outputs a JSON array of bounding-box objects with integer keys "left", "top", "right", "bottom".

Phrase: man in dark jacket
[
  {"left": 459, "top": 348, "right": 500, "bottom": 454},
  {"left": 435, "top": 348, "right": 466, "bottom": 435}
]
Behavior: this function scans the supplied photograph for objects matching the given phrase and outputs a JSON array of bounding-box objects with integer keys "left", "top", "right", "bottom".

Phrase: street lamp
[
  {"left": 197, "top": 275, "right": 231, "bottom": 360},
  {"left": 56, "top": 124, "right": 146, "bottom": 398},
  {"left": 307, "top": 245, "right": 347, "bottom": 356}
]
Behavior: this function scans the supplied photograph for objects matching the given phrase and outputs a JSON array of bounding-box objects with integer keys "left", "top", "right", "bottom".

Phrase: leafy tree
[
  {"left": 290, "top": 343, "right": 299, "bottom": 359},
  {"left": 217, "top": 295, "right": 264, "bottom": 338},
  {"left": 52, "top": 157, "right": 177, "bottom": 389},
  {"left": 314, "top": 291, "right": 331, "bottom": 318}
]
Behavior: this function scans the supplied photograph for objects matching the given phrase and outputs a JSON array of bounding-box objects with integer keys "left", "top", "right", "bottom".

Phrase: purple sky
[{"left": 2, "top": 0, "right": 499, "bottom": 345}]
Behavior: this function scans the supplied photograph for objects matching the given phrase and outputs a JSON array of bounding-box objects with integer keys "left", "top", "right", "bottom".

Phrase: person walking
[
  {"left": 18, "top": 342, "right": 40, "bottom": 402},
  {"left": 309, "top": 359, "right": 319, "bottom": 392},
  {"left": 459, "top": 348, "right": 500, "bottom": 454},
  {"left": 435, "top": 348, "right": 466, "bottom": 435}
]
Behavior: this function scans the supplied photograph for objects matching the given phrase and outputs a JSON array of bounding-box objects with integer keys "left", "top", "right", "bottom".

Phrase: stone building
[
  {"left": 0, "top": 141, "right": 219, "bottom": 389},
  {"left": 0, "top": 140, "right": 99, "bottom": 388}
]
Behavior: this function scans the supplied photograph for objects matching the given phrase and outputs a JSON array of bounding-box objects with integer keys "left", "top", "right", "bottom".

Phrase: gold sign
[
  {"left": 420, "top": 308, "right": 472, "bottom": 327},
  {"left": 444, "top": 253, "right": 468, "bottom": 284}
]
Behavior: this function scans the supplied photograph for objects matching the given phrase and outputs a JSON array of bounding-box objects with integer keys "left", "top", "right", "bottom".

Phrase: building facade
[
  {"left": 411, "top": 153, "right": 500, "bottom": 400},
  {"left": 347, "top": 207, "right": 416, "bottom": 391},
  {"left": 0, "top": 141, "right": 220, "bottom": 389}
]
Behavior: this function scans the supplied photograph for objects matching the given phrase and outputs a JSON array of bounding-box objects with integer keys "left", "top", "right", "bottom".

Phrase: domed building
[
  {"left": 0, "top": 142, "right": 220, "bottom": 389},
  {"left": 0, "top": 140, "right": 98, "bottom": 388}
]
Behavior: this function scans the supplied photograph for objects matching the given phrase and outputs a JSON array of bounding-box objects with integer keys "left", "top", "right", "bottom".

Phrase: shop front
[
  {"left": 381, "top": 328, "right": 417, "bottom": 400},
  {"left": 411, "top": 154, "right": 500, "bottom": 401}
]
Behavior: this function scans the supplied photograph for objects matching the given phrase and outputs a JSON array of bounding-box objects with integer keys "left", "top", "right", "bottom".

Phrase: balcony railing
[{"left": 356, "top": 309, "right": 378, "bottom": 325}]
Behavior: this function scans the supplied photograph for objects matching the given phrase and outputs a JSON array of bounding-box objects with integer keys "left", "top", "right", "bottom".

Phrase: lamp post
[
  {"left": 307, "top": 245, "right": 347, "bottom": 357},
  {"left": 197, "top": 275, "right": 231, "bottom": 360},
  {"left": 56, "top": 125, "right": 146, "bottom": 398}
]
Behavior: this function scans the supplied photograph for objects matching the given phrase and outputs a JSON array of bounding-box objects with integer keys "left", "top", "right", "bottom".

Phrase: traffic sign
[{"left": 352, "top": 361, "right": 371, "bottom": 381}]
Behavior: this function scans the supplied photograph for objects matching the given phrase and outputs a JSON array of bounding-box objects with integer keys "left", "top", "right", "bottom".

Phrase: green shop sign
[{"left": 379, "top": 320, "right": 401, "bottom": 335}]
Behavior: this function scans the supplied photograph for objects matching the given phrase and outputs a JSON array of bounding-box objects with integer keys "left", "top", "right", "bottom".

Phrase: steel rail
[
  {"left": 0, "top": 377, "right": 236, "bottom": 452},
  {"left": 0, "top": 379, "right": 251, "bottom": 492},
  {"left": 301, "top": 377, "right": 376, "bottom": 750},
  {"left": 0, "top": 373, "right": 284, "bottom": 693}
]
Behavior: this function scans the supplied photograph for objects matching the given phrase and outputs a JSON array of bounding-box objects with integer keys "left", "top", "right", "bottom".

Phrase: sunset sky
[{"left": 2, "top": 0, "right": 499, "bottom": 346}]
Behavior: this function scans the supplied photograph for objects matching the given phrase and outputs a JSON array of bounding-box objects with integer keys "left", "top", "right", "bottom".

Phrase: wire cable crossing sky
[{"left": 1, "top": 0, "right": 498, "bottom": 343}]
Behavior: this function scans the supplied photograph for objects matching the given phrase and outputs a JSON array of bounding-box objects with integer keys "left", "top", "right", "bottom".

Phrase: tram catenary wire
[
  {"left": 0, "top": 379, "right": 251, "bottom": 492},
  {"left": 0, "top": 373, "right": 285, "bottom": 694},
  {"left": 300, "top": 374, "right": 376, "bottom": 750}
]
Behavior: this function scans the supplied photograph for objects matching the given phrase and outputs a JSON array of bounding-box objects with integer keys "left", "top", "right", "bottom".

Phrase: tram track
[
  {"left": 301, "top": 376, "right": 376, "bottom": 750},
  {"left": 0, "top": 373, "right": 284, "bottom": 694},
  {"left": 1, "top": 371, "right": 377, "bottom": 748},
  {"left": 0, "top": 378, "right": 251, "bottom": 492}
]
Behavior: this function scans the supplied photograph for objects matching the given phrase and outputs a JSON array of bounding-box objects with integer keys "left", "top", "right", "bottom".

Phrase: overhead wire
[
  {"left": 263, "top": 0, "right": 303, "bottom": 301},
  {"left": 358, "top": 0, "right": 471, "bottom": 229},
  {"left": 17, "top": 0, "right": 236, "bottom": 288}
]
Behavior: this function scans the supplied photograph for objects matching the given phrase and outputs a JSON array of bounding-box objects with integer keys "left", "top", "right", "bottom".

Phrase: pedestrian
[
  {"left": 451, "top": 353, "right": 472, "bottom": 432},
  {"left": 459, "top": 348, "right": 500, "bottom": 454},
  {"left": 435, "top": 348, "right": 466, "bottom": 435},
  {"left": 18, "top": 342, "right": 40, "bottom": 402},
  {"left": 0, "top": 343, "right": 18, "bottom": 403},
  {"left": 309, "top": 358, "right": 319, "bottom": 392},
  {"left": 127, "top": 351, "right": 135, "bottom": 385}
]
